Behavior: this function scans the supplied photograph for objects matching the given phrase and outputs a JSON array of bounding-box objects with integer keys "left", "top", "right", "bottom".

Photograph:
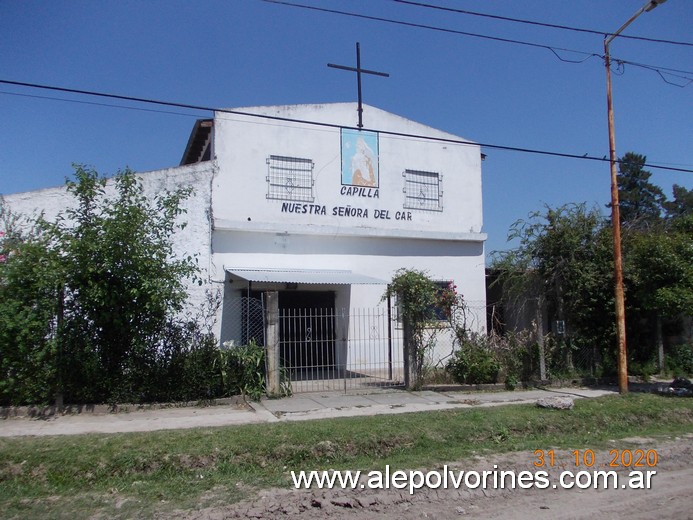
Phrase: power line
[
  {"left": 0, "top": 90, "right": 207, "bottom": 118},
  {"left": 2, "top": 79, "right": 691, "bottom": 174},
  {"left": 261, "top": 0, "right": 692, "bottom": 85},
  {"left": 262, "top": 0, "right": 599, "bottom": 62},
  {"left": 391, "top": 0, "right": 693, "bottom": 47},
  {"left": 613, "top": 60, "right": 693, "bottom": 87}
]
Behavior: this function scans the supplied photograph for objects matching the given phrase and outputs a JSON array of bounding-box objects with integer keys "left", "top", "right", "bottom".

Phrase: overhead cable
[
  {"left": 1, "top": 79, "right": 690, "bottom": 174},
  {"left": 261, "top": 0, "right": 692, "bottom": 85},
  {"left": 392, "top": 0, "right": 693, "bottom": 47}
]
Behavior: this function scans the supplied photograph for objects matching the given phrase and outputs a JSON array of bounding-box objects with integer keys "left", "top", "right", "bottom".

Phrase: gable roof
[
  {"left": 222, "top": 102, "right": 476, "bottom": 144},
  {"left": 180, "top": 103, "right": 483, "bottom": 165}
]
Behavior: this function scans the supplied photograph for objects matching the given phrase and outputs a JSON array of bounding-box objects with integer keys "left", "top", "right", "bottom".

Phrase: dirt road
[{"left": 168, "top": 435, "right": 693, "bottom": 519}]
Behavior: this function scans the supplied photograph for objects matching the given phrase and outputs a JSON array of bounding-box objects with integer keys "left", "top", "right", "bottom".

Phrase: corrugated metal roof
[{"left": 226, "top": 268, "right": 387, "bottom": 285}]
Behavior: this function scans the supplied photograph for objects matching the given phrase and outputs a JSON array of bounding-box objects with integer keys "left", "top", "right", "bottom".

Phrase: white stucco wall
[
  {"left": 2, "top": 162, "right": 216, "bottom": 318},
  {"left": 209, "top": 104, "right": 485, "bottom": 292},
  {"left": 209, "top": 103, "right": 488, "bottom": 364},
  {"left": 212, "top": 103, "right": 484, "bottom": 241}
]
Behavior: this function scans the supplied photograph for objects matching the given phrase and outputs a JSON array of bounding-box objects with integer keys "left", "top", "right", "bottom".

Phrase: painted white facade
[
  {"left": 211, "top": 104, "right": 487, "bottom": 365},
  {"left": 3, "top": 103, "right": 487, "bottom": 369}
]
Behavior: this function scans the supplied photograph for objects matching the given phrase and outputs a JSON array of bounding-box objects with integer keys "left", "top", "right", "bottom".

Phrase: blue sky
[{"left": 1, "top": 0, "right": 691, "bottom": 257}]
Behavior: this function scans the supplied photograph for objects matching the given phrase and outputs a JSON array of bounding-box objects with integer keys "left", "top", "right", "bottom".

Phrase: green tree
[
  {"left": 664, "top": 184, "right": 693, "bottom": 221},
  {"left": 629, "top": 225, "right": 693, "bottom": 319},
  {"left": 612, "top": 152, "right": 693, "bottom": 373},
  {"left": 492, "top": 204, "right": 615, "bottom": 374},
  {"left": 492, "top": 156, "right": 689, "bottom": 378},
  {"left": 52, "top": 166, "right": 199, "bottom": 402},
  {"left": 0, "top": 200, "right": 63, "bottom": 405},
  {"left": 616, "top": 152, "right": 666, "bottom": 230},
  {"left": 626, "top": 211, "right": 693, "bottom": 371},
  {"left": 1, "top": 166, "right": 202, "bottom": 405}
]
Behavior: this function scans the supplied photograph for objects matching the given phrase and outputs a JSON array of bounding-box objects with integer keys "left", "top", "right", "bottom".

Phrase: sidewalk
[{"left": 0, "top": 386, "right": 617, "bottom": 437}]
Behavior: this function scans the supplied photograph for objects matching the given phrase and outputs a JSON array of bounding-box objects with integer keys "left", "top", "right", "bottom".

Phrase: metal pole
[
  {"left": 356, "top": 42, "right": 363, "bottom": 128},
  {"left": 387, "top": 292, "right": 393, "bottom": 381}
]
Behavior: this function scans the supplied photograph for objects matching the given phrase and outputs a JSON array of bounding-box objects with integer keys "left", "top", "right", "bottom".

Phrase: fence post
[
  {"left": 402, "top": 316, "right": 419, "bottom": 390},
  {"left": 535, "top": 297, "right": 547, "bottom": 381},
  {"left": 656, "top": 314, "right": 664, "bottom": 373},
  {"left": 264, "top": 290, "right": 281, "bottom": 397},
  {"left": 387, "top": 294, "right": 393, "bottom": 381}
]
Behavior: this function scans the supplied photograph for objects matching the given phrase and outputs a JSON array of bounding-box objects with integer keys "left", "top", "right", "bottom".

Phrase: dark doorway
[{"left": 279, "top": 291, "right": 336, "bottom": 373}]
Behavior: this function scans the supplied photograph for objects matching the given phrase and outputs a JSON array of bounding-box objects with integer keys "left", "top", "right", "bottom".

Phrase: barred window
[
  {"left": 266, "top": 155, "right": 315, "bottom": 202},
  {"left": 430, "top": 280, "right": 454, "bottom": 321},
  {"left": 403, "top": 169, "right": 443, "bottom": 211}
]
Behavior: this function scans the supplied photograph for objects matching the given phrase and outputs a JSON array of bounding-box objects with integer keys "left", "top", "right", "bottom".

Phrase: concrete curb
[
  {"left": 2, "top": 375, "right": 647, "bottom": 420},
  {"left": 0, "top": 395, "right": 249, "bottom": 419},
  {"left": 0, "top": 387, "right": 619, "bottom": 437}
]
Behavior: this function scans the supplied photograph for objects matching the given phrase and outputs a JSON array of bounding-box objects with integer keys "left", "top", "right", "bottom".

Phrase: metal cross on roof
[{"left": 328, "top": 42, "right": 389, "bottom": 129}]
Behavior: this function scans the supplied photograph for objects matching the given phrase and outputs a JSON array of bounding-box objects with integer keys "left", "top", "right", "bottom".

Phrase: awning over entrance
[{"left": 226, "top": 268, "right": 387, "bottom": 285}]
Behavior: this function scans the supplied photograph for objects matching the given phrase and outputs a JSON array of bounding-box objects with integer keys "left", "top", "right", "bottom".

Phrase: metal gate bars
[{"left": 277, "top": 305, "right": 404, "bottom": 394}]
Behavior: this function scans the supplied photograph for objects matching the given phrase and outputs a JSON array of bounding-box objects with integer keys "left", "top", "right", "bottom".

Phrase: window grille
[
  {"left": 403, "top": 169, "right": 442, "bottom": 211},
  {"left": 266, "top": 155, "right": 315, "bottom": 202}
]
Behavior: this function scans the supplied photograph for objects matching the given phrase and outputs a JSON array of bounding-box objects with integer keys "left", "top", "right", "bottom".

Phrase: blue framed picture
[{"left": 341, "top": 129, "right": 379, "bottom": 187}]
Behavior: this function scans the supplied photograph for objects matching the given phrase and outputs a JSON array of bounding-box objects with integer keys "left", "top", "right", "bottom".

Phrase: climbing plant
[{"left": 384, "top": 268, "right": 457, "bottom": 389}]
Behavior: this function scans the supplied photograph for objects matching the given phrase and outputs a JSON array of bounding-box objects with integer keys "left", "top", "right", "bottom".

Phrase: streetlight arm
[{"left": 605, "top": 0, "right": 667, "bottom": 46}]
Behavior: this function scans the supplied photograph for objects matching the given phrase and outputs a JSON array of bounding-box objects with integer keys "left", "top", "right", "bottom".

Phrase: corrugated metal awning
[{"left": 226, "top": 268, "right": 387, "bottom": 285}]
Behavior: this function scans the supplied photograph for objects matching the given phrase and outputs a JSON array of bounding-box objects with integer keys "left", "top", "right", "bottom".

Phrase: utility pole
[{"left": 604, "top": 0, "right": 667, "bottom": 394}]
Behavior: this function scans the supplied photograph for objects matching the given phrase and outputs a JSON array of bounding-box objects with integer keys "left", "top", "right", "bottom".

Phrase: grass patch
[{"left": 1, "top": 393, "right": 692, "bottom": 518}]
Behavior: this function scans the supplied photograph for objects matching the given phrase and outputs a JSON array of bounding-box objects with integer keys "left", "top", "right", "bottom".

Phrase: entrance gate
[
  {"left": 278, "top": 305, "right": 404, "bottom": 393},
  {"left": 223, "top": 296, "right": 404, "bottom": 394}
]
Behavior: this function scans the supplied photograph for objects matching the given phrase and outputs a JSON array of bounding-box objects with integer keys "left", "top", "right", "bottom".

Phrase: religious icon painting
[{"left": 341, "top": 128, "right": 379, "bottom": 188}]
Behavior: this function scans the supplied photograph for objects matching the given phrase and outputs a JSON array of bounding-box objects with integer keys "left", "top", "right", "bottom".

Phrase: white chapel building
[{"left": 5, "top": 103, "right": 487, "bottom": 385}]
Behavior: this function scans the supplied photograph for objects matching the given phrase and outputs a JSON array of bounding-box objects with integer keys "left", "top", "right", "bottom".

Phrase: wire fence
[
  {"left": 417, "top": 300, "right": 608, "bottom": 382},
  {"left": 219, "top": 297, "right": 265, "bottom": 348},
  {"left": 219, "top": 297, "right": 608, "bottom": 394}
]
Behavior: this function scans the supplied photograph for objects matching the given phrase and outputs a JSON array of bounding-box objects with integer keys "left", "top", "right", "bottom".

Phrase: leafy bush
[
  {"left": 668, "top": 343, "right": 693, "bottom": 377},
  {"left": 150, "top": 321, "right": 224, "bottom": 404},
  {"left": 490, "top": 331, "right": 537, "bottom": 385},
  {"left": 629, "top": 359, "right": 658, "bottom": 382},
  {"left": 224, "top": 341, "right": 266, "bottom": 401},
  {"left": 53, "top": 166, "right": 199, "bottom": 403},
  {"left": 0, "top": 202, "right": 62, "bottom": 406},
  {"left": 446, "top": 334, "right": 500, "bottom": 385}
]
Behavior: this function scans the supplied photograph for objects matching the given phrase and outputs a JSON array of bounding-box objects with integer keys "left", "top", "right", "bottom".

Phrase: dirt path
[{"left": 167, "top": 435, "right": 693, "bottom": 519}]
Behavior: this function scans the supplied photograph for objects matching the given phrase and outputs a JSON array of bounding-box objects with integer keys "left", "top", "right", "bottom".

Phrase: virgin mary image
[
  {"left": 341, "top": 129, "right": 379, "bottom": 187},
  {"left": 351, "top": 137, "right": 377, "bottom": 187}
]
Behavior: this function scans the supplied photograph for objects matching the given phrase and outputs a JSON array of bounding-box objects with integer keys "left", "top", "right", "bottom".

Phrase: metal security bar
[
  {"left": 266, "top": 155, "right": 315, "bottom": 202},
  {"left": 279, "top": 306, "right": 404, "bottom": 393},
  {"left": 403, "top": 169, "right": 443, "bottom": 211}
]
